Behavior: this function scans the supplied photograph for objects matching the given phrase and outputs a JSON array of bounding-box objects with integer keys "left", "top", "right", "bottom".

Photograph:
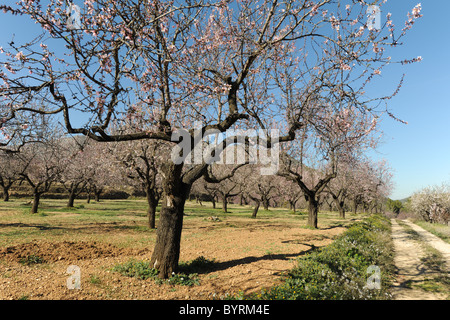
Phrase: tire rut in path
[{"left": 390, "top": 219, "right": 449, "bottom": 300}]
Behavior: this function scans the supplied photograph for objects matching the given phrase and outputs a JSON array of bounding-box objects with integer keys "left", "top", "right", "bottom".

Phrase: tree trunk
[
  {"left": 67, "top": 191, "right": 76, "bottom": 208},
  {"left": 222, "top": 195, "right": 228, "bottom": 213},
  {"left": 31, "top": 192, "right": 41, "bottom": 214},
  {"left": 195, "top": 195, "right": 203, "bottom": 206},
  {"left": 307, "top": 196, "right": 319, "bottom": 229},
  {"left": 252, "top": 200, "right": 260, "bottom": 218},
  {"left": 332, "top": 196, "right": 345, "bottom": 219},
  {"left": 150, "top": 165, "right": 190, "bottom": 279},
  {"left": 146, "top": 186, "right": 158, "bottom": 229},
  {"left": 263, "top": 198, "right": 269, "bottom": 211},
  {"left": 338, "top": 202, "right": 345, "bottom": 219},
  {"left": 211, "top": 197, "right": 216, "bottom": 209},
  {"left": 290, "top": 200, "right": 297, "bottom": 214},
  {"left": 95, "top": 191, "right": 101, "bottom": 202},
  {"left": 2, "top": 186, "right": 10, "bottom": 201}
]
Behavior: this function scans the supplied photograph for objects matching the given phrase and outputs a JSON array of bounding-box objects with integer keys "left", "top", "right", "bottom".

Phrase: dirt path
[
  {"left": 390, "top": 219, "right": 450, "bottom": 300},
  {"left": 402, "top": 220, "right": 450, "bottom": 270}
]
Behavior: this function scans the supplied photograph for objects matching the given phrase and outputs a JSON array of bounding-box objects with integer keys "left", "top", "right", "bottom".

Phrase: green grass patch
[
  {"left": 238, "top": 215, "right": 395, "bottom": 300},
  {"left": 414, "top": 221, "right": 450, "bottom": 244},
  {"left": 19, "top": 254, "right": 46, "bottom": 265},
  {"left": 112, "top": 256, "right": 216, "bottom": 286}
]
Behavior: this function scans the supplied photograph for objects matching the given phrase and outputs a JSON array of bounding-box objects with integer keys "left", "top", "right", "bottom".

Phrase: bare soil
[{"left": 0, "top": 212, "right": 347, "bottom": 300}]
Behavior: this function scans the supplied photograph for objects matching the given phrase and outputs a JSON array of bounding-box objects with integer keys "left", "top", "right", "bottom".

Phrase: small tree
[
  {"left": 111, "top": 139, "right": 166, "bottom": 229},
  {"left": 236, "top": 164, "right": 280, "bottom": 218},
  {"left": 59, "top": 137, "right": 91, "bottom": 208},
  {"left": 279, "top": 104, "right": 379, "bottom": 228},
  {"left": 0, "top": 152, "right": 27, "bottom": 201},
  {"left": 20, "top": 137, "right": 64, "bottom": 213}
]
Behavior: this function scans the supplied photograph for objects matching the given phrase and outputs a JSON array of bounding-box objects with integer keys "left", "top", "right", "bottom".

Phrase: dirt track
[{"left": 390, "top": 219, "right": 450, "bottom": 300}]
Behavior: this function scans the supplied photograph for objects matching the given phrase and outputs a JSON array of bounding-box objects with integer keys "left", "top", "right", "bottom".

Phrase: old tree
[{"left": 0, "top": 0, "right": 421, "bottom": 277}]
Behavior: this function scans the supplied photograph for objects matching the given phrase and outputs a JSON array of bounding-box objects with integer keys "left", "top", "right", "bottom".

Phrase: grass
[
  {"left": 0, "top": 198, "right": 353, "bottom": 247},
  {"left": 414, "top": 220, "right": 450, "bottom": 244},
  {"left": 0, "top": 198, "right": 157, "bottom": 248},
  {"left": 236, "top": 215, "right": 395, "bottom": 300},
  {"left": 19, "top": 254, "right": 46, "bottom": 265},
  {"left": 111, "top": 256, "right": 217, "bottom": 286}
]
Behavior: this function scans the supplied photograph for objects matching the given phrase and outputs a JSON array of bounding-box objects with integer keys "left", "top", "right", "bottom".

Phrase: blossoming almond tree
[
  {"left": 279, "top": 103, "right": 380, "bottom": 228},
  {"left": 410, "top": 184, "right": 450, "bottom": 224},
  {"left": 58, "top": 136, "right": 91, "bottom": 207},
  {"left": 109, "top": 138, "right": 167, "bottom": 228},
  {"left": 0, "top": 151, "right": 27, "bottom": 201},
  {"left": 236, "top": 164, "right": 281, "bottom": 217},
  {"left": 0, "top": 0, "right": 422, "bottom": 277},
  {"left": 18, "top": 130, "right": 65, "bottom": 213}
]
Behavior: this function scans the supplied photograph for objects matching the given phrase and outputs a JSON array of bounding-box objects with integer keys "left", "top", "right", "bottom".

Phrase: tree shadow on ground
[
  {"left": 193, "top": 244, "right": 320, "bottom": 275},
  {"left": 0, "top": 222, "right": 63, "bottom": 231}
]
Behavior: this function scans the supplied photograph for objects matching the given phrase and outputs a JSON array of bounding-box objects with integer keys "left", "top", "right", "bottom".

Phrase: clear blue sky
[
  {"left": 1, "top": 1, "right": 449, "bottom": 200},
  {"left": 366, "top": 0, "right": 450, "bottom": 199}
]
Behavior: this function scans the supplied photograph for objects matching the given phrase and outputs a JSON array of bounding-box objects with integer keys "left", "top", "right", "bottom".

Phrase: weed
[
  {"left": 19, "top": 255, "right": 45, "bottom": 265},
  {"left": 112, "top": 256, "right": 216, "bottom": 286},
  {"left": 89, "top": 274, "right": 102, "bottom": 285},
  {"left": 112, "top": 259, "right": 157, "bottom": 280}
]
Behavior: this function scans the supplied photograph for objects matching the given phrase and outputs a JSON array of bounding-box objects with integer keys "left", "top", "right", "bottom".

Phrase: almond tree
[
  {"left": 201, "top": 161, "right": 247, "bottom": 212},
  {"left": 364, "top": 159, "right": 393, "bottom": 213},
  {"left": 81, "top": 139, "right": 121, "bottom": 202},
  {"left": 0, "top": 1, "right": 422, "bottom": 277},
  {"left": 344, "top": 158, "right": 392, "bottom": 214},
  {"left": 204, "top": 170, "right": 240, "bottom": 213},
  {"left": 236, "top": 164, "right": 280, "bottom": 217},
  {"left": 326, "top": 157, "right": 359, "bottom": 218},
  {"left": 410, "top": 184, "right": 450, "bottom": 224},
  {"left": 279, "top": 104, "right": 379, "bottom": 228},
  {"left": 0, "top": 151, "right": 26, "bottom": 201},
  {"left": 282, "top": 180, "right": 303, "bottom": 214},
  {"left": 110, "top": 139, "right": 166, "bottom": 228},
  {"left": 198, "top": 179, "right": 219, "bottom": 207},
  {"left": 19, "top": 136, "right": 64, "bottom": 213},
  {"left": 59, "top": 137, "right": 91, "bottom": 207}
]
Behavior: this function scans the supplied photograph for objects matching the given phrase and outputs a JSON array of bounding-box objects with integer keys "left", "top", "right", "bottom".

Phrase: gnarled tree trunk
[
  {"left": 145, "top": 186, "right": 159, "bottom": 229},
  {"left": 306, "top": 194, "right": 319, "bottom": 229},
  {"left": 222, "top": 194, "right": 228, "bottom": 213},
  {"left": 150, "top": 163, "right": 190, "bottom": 279},
  {"left": 67, "top": 191, "right": 76, "bottom": 208},
  {"left": 252, "top": 199, "right": 260, "bottom": 218},
  {"left": 2, "top": 186, "right": 10, "bottom": 202},
  {"left": 31, "top": 192, "right": 41, "bottom": 214}
]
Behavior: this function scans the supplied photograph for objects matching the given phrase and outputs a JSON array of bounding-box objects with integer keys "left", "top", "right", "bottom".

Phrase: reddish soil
[{"left": 0, "top": 218, "right": 346, "bottom": 300}]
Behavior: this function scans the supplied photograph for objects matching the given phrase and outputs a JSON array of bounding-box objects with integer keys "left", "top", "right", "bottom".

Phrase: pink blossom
[
  {"left": 412, "top": 3, "right": 422, "bottom": 19},
  {"left": 15, "top": 51, "right": 25, "bottom": 61},
  {"left": 309, "top": 4, "right": 319, "bottom": 16},
  {"left": 4, "top": 63, "right": 15, "bottom": 74},
  {"left": 340, "top": 62, "right": 351, "bottom": 71}
]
